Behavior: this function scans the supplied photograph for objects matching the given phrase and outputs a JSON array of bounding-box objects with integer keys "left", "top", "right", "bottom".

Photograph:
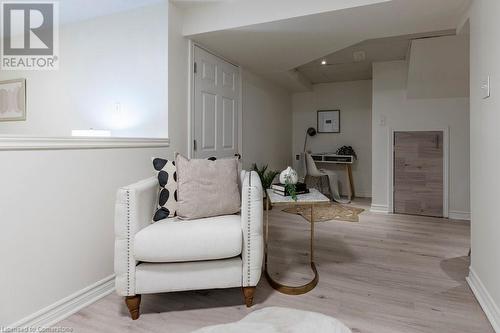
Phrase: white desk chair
[{"left": 305, "top": 152, "right": 350, "bottom": 204}]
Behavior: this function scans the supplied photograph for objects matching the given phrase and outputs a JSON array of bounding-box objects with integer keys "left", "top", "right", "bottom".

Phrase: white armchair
[{"left": 114, "top": 170, "right": 264, "bottom": 320}]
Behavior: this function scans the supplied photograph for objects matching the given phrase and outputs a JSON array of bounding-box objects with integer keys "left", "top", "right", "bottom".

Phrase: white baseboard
[
  {"left": 467, "top": 268, "right": 500, "bottom": 332},
  {"left": 368, "top": 205, "right": 470, "bottom": 219},
  {"left": 448, "top": 210, "right": 471, "bottom": 221},
  {"left": 370, "top": 204, "right": 389, "bottom": 214},
  {"left": 348, "top": 191, "right": 372, "bottom": 198},
  {"left": 8, "top": 275, "right": 115, "bottom": 329}
]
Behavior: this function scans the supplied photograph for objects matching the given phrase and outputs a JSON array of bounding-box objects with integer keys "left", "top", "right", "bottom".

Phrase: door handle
[{"left": 235, "top": 153, "right": 241, "bottom": 160}]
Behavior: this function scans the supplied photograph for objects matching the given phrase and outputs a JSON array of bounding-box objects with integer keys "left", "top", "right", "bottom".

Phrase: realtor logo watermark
[{"left": 1, "top": 1, "right": 59, "bottom": 70}]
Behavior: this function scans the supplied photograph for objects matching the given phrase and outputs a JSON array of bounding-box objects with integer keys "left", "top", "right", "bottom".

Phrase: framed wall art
[
  {"left": 317, "top": 110, "right": 340, "bottom": 133},
  {"left": 0, "top": 78, "right": 26, "bottom": 121}
]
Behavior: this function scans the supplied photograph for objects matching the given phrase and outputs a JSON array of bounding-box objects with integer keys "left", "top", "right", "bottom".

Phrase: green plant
[
  {"left": 284, "top": 178, "right": 298, "bottom": 201},
  {"left": 252, "top": 163, "right": 279, "bottom": 190}
]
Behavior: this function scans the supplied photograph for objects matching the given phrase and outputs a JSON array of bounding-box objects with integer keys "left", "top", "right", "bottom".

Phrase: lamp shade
[{"left": 307, "top": 127, "right": 317, "bottom": 137}]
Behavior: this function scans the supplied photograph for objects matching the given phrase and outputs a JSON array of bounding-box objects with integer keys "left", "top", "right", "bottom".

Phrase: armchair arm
[
  {"left": 240, "top": 171, "right": 264, "bottom": 287},
  {"left": 114, "top": 177, "right": 157, "bottom": 296}
]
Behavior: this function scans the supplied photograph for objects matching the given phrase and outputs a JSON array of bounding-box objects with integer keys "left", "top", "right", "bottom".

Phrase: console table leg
[
  {"left": 310, "top": 204, "right": 314, "bottom": 262},
  {"left": 346, "top": 164, "right": 355, "bottom": 200}
]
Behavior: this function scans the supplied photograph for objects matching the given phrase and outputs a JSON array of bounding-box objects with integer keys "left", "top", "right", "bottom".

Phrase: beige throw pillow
[{"left": 176, "top": 154, "right": 240, "bottom": 220}]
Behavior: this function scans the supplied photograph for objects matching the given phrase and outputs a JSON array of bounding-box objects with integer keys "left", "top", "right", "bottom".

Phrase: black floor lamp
[{"left": 303, "top": 127, "right": 317, "bottom": 152}]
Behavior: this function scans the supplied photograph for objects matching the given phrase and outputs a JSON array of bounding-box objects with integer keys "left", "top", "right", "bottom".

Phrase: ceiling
[
  {"left": 172, "top": 0, "right": 235, "bottom": 10},
  {"left": 297, "top": 30, "right": 456, "bottom": 84},
  {"left": 59, "top": 0, "right": 165, "bottom": 24},
  {"left": 175, "top": 0, "right": 391, "bottom": 35},
  {"left": 186, "top": 0, "right": 470, "bottom": 90}
]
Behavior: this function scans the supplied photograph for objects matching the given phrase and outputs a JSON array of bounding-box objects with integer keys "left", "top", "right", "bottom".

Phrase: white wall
[
  {"left": 0, "top": 3, "right": 168, "bottom": 138},
  {"left": 372, "top": 34, "right": 470, "bottom": 216},
  {"left": 468, "top": 0, "right": 500, "bottom": 330},
  {"left": 407, "top": 35, "right": 469, "bottom": 99},
  {"left": 292, "top": 81, "right": 372, "bottom": 197},
  {"left": 241, "top": 69, "right": 292, "bottom": 171},
  {"left": 0, "top": 2, "right": 190, "bottom": 326},
  {"left": 0, "top": 147, "right": 172, "bottom": 326}
]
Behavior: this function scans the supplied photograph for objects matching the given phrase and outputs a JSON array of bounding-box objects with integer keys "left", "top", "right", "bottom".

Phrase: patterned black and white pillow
[{"left": 152, "top": 158, "right": 178, "bottom": 222}]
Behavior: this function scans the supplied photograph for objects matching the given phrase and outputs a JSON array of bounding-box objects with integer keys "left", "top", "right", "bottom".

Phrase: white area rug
[{"left": 191, "top": 307, "right": 352, "bottom": 333}]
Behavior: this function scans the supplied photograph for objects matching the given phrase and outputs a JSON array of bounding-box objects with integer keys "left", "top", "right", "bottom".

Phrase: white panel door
[{"left": 193, "top": 46, "right": 239, "bottom": 159}]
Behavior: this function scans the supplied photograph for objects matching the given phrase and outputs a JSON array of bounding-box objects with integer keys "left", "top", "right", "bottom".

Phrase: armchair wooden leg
[
  {"left": 242, "top": 287, "right": 256, "bottom": 307},
  {"left": 125, "top": 295, "right": 141, "bottom": 320}
]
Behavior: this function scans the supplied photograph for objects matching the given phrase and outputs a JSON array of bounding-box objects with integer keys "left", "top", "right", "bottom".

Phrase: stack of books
[{"left": 271, "top": 182, "right": 309, "bottom": 196}]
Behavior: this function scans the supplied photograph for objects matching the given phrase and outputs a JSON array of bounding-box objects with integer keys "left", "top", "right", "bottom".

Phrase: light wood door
[
  {"left": 193, "top": 46, "right": 239, "bottom": 159},
  {"left": 394, "top": 131, "right": 443, "bottom": 217}
]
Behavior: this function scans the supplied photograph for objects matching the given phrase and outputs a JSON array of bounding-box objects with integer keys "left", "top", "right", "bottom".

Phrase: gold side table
[{"left": 265, "top": 188, "right": 330, "bottom": 295}]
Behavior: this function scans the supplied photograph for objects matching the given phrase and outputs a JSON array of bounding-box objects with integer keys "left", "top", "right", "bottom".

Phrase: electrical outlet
[{"left": 296, "top": 154, "right": 300, "bottom": 160}]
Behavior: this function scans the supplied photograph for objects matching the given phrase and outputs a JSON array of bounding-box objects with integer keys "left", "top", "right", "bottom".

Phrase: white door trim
[
  {"left": 187, "top": 39, "right": 195, "bottom": 159},
  {"left": 238, "top": 66, "right": 243, "bottom": 161},
  {"left": 188, "top": 40, "right": 195, "bottom": 158},
  {"left": 388, "top": 127, "right": 449, "bottom": 217},
  {"left": 188, "top": 42, "right": 242, "bottom": 159}
]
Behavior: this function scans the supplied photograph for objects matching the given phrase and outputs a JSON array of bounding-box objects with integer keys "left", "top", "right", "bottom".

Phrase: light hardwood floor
[{"left": 59, "top": 198, "right": 493, "bottom": 333}]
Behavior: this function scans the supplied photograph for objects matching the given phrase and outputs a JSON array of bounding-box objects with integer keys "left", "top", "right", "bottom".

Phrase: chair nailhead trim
[
  {"left": 126, "top": 189, "right": 131, "bottom": 296},
  {"left": 246, "top": 172, "right": 252, "bottom": 285}
]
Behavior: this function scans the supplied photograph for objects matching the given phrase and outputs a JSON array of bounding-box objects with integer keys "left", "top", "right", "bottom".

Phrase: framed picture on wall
[
  {"left": 317, "top": 110, "right": 340, "bottom": 133},
  {"left": 0, "top": 79, "right": 26, "bottom": 122}
]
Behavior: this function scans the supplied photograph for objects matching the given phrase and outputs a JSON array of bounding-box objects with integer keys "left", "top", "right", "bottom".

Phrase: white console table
[{"left": 310, "top": 153, "right": 355, "bottom": 199}]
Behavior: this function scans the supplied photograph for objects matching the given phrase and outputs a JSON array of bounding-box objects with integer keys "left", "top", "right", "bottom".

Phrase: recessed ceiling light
[{"left": 321, "top": 60, "right": 327, "bottom": 65}]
